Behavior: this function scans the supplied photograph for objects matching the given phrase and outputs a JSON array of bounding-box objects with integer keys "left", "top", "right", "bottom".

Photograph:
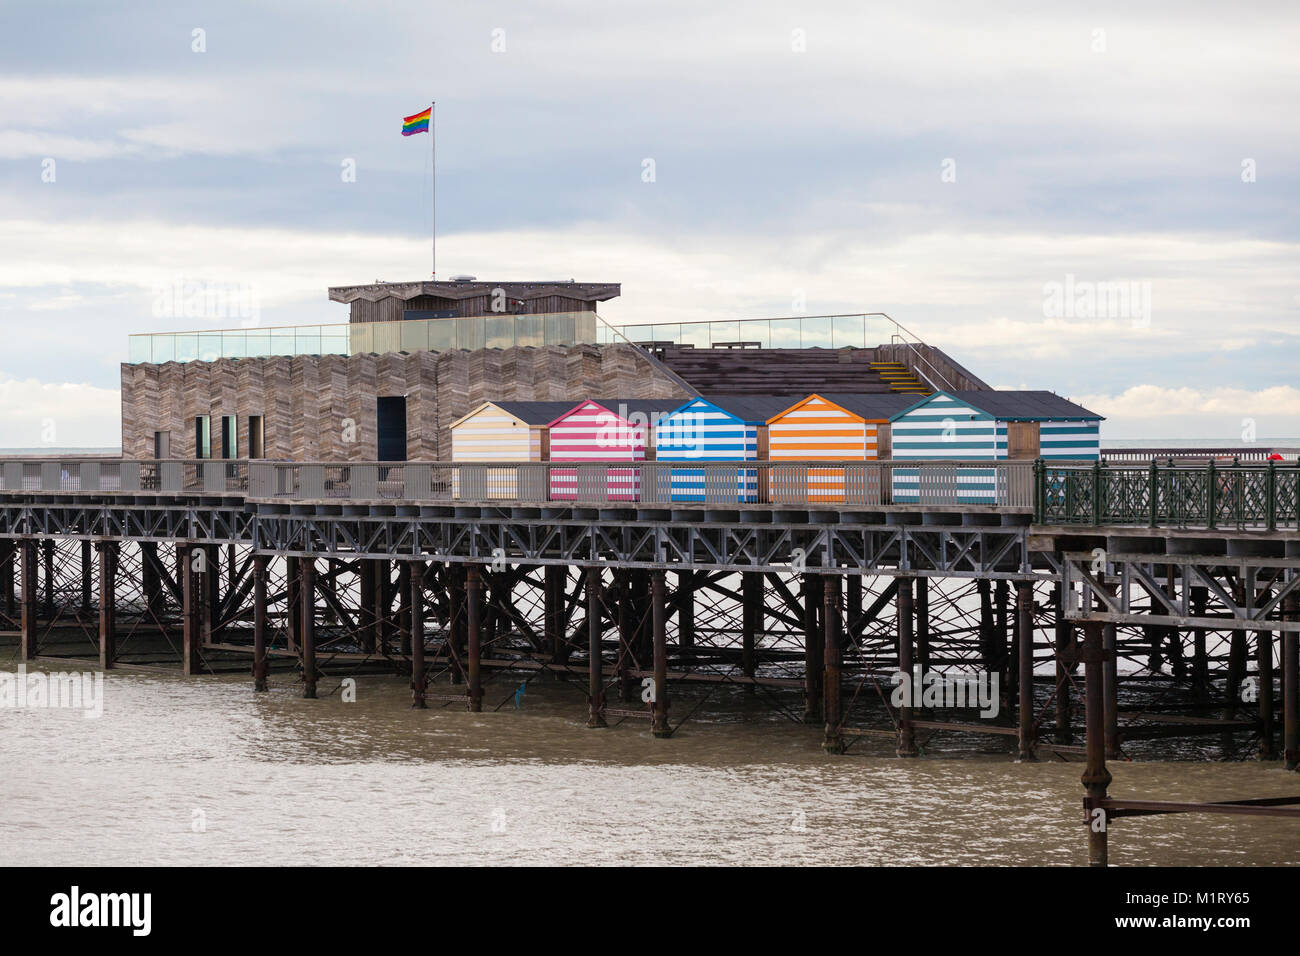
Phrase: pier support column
[
  {"left": 741, "top": 570, "right": 760, "bottom": 694},
  {"left": 1258, "top": 625, "right": 1276, "bottom": 760},
  {"left": 42, "top": 539, "right": 54, "bottom": 618},
  {"left": 2, "top": 540, "right": 15, "bottom": 620},
  {"left": 140, "top": 541, "right": 162, "bottom": 620},
  {"left": 1081, "top": 621, "right": 1112, "bottom": 867},
  {"left": 285, "top": 556, "right": 300, "bottom": 653},
  {"left": 1283, "top": 593, "right": 1298, "bottom": 771},
  {"left": 802, "top": 573, "right": 823, "bottom": 724},
  {"left": 20, "top": 540, "right": 38, "bottom": 660},
  {"left": 411, "top": 560, "right": 427, "bottom": 709},
  {"left": 897, "top": 576, "right": 918, "bottom": 757},
  {"left": 822, "top": 575, "right": 844, "bottom": 754},
  {"left": 448, "top": 564, "right": 466, "bottom": 684},
  {"left": 396, "top": 562, "right": 412, "bottom": 660},
  {"left": 180, "top": 545, "right": 202, "bottom": 676},
  {"left": 1103, "top": 622, "right": 1120, "bottom": 759},
  {"left": 96, "top": 541, "right": 117, "bottom": 670},
  {"left": 677, "top": 570, "right": 695, "bottom": 660},
  {"left": 1191, "top": 587, "right": 1211, "bottom": 702},
  {"left": 252, "top": 555, "right": 269, "bottom": 691},
  {"left": 586, "top": 567, "right": 606, "bottom": 728},
  {"left": 81, "top": 540, "right": 93, "bottom": 617},
  {"left": 359, "top": 558, "right": 377, "bottom": 654},
  {"left": 545, "top": 564, "right": 567, "bottom": 665},
  {"left": 1054, "top": 583, "right": 1073, "bottom": 744},
  {"left": 466, "top": 565, "right": 483, "bottom": 712},
  {"left": 651, "top": 570, "right": 669, "bottom": 737},
  {"left": 915, "top": 577, "right": 930, "bottom": 683},
  {"left": 1016, "top": 581, "right": 1037, "bottom": 761},
  {"left": 300, "top": 558, "right": 316, "bottom": 699}
]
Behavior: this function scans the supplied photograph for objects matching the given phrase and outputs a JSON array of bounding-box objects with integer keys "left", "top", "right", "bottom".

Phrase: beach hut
[
  {"left": 547, "top": 399, "right": 682, "bottom": 501},
  {"left": 765, "top": 393, "right": 918, "bottom": 502},
  {"left": 448, "top": 400, "right": 580, "bottom": 499},
  {"left": 653, "top": 395, "right": 798, "bottom": 502},
  {"left": 889, "top": 390, "right": 1102, "bottom": 503}
]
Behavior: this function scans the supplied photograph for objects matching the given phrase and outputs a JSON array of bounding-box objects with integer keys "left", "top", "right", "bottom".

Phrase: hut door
[
  {"left": 1007, "top": 421, "right": 1040, "bottom": 459},
  {"left": 377, "top": 396, "right": 408, "bottom": 461}
]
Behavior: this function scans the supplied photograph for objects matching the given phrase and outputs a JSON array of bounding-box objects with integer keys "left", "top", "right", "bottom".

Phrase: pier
[{"left": 2, "top": 454, "right": 1298, "bottom": 864}]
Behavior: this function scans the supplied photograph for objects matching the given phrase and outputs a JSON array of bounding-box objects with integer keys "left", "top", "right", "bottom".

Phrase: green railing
[{"left": 1034, "top": 460, "right": 1300, "bottom": 531}]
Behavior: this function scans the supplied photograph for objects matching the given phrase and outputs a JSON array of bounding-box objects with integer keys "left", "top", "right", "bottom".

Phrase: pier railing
[
  {"left": 1037, "top": 460, "right": 1300, "bottom": 530},
  {"left": 0, "top": 457, "right": 1035, "bottom": 508},
  {"left": 246, "top": 459, "right": 1037, "bottom": 508},
  {"left": 8, "top": 457, "right": 1296, "bottom": 527}
]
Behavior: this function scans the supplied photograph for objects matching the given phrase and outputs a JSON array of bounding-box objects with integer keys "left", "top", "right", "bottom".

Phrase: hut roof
[{"left": 941, "top": 390, "right": 1103, "bottom": 422}]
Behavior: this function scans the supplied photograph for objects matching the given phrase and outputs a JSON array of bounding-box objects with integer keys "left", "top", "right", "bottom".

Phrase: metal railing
[
  {"left": 242, "top": 459, "right": 1035, "bottom": 508},
  {"left": 0, "top": 457, "right": 1035, "bottom": 508},
  {"left": 0, "top": 459, "right": 248, "bottom": 494},
  {"left": 1036, "top": 460, "right": 1300, "bottom": 530},
  {"left": 599, "top": 312, "right": 962, "bottom": 393}
]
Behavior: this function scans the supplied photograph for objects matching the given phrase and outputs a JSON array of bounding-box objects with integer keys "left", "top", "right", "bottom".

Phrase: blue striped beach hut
[
  {"left": 654, "top": 395, "right": 797, "bottom": 502},
  {"left": 889, "top": 390, "right": 1102, "bottom": 503}
]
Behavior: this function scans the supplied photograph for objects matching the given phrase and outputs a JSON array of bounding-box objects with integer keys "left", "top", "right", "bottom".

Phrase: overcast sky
[{"left": 2, "top": 0, "right": 1297, "bottom": 445}]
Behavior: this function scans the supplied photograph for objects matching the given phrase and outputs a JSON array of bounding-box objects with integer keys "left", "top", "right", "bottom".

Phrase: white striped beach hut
[
  {"left": 449, "top": 400, "right": 581, "bottom": 499},
  {"left": 654, "top": 395, "right": 797, "bottom": 502}
]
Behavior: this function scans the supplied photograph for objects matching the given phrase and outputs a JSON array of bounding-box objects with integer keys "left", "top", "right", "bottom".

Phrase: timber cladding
[{"left": 120, "top": 344, "right": 690, "bottom": 461}]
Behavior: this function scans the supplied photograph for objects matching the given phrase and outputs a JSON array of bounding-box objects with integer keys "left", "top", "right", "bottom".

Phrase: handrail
[
  {"left": 7, "top": 457, "right": 1293, "bottom": 529},
  {"left": 1036, "top": 459, "right": 1300, "bottom": 531},
  {"left": 0, "top": 457, "right": 1036, "bottom": 509}
]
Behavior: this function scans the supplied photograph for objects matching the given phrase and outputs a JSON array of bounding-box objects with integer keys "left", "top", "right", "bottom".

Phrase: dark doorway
[{"left": 377, "top": 396, "right": 408, "bottom": 461}]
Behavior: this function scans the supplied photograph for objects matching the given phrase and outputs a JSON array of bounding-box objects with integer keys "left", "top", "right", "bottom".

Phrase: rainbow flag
[{"left": 402, "top": 106, "right": 431, "bottom": 136}]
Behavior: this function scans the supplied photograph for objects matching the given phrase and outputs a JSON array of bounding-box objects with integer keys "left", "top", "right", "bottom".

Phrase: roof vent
[{"left": 450, "top": 274, "right": 477, "bottom": 282}]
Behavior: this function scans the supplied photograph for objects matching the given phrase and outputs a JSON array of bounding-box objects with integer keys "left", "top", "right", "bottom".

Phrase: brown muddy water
[{"left": 1, "top": 665, "right": 1297, "bottom": 867}]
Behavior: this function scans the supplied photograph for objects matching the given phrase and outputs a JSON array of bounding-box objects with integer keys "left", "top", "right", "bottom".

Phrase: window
[
  {"left": 248, "top": 416, "right": 265, "bottom": 459},
  {"left": 153, "top": 431, "right": 171, "bottom": 459},
  {"left": 195, "top": 416, "right": 212, "bottom": 459},
  {"left": 220, "top": 416, "right": 237, "bottom": 459}
]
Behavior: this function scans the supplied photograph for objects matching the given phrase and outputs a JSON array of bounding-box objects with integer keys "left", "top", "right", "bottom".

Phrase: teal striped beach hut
[{"left": 889, "top": 390, "right": 1102, "bottom": 503}]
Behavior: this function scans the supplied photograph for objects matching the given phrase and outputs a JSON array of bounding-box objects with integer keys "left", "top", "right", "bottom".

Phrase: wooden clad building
[
  {"left": 328, "top": 280, "right": 621, "bottom": 324},
  {"left": 120, "top": 344, "right": 690, "bottom": 462}
]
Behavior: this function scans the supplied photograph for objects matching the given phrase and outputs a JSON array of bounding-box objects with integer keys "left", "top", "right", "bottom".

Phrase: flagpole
[{"left": 436, "top": 102, "right": 441, "bottom": 280}]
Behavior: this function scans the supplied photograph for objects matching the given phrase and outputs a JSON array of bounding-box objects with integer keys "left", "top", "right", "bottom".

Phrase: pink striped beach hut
[{"left": 547, "top": 399, "right": 682, "bottom": 501}]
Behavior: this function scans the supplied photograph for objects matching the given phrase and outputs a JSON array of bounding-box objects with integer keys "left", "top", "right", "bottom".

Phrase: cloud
[
  {"left": 1076, "top": 385, "right": 1300, "bottom": 419},
  {"left": 0, "top": 130, "right": 136, "bottom": 161},
  {"left": 0, "top": 377, "right": 121, "bottom": 448}
]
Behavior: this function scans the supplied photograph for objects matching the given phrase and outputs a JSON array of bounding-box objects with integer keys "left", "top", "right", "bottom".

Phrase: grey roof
[
  {"left": 589, "top": 399, "right": 689, "bottom": 419},
  {"left": 696, "top": 394, "right": 807, "bottom": 423},
  {"left": 491, "top": 401, "right": 585, "bottom": 425},
  {"left": 818, "top": 392, "right": 927, "bottom": 421},
  {"left": 949, "top": 390, "right": 1103, "bottom": 421}
]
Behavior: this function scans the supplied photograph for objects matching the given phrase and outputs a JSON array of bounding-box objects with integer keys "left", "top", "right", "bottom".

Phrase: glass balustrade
[{"left": 128, "top": 312, "right": 602, "bottom": 363}]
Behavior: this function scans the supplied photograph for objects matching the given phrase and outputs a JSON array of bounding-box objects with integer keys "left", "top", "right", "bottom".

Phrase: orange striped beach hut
[{"left": 765, "top": 393, "right": 919, "bottom": 502}]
